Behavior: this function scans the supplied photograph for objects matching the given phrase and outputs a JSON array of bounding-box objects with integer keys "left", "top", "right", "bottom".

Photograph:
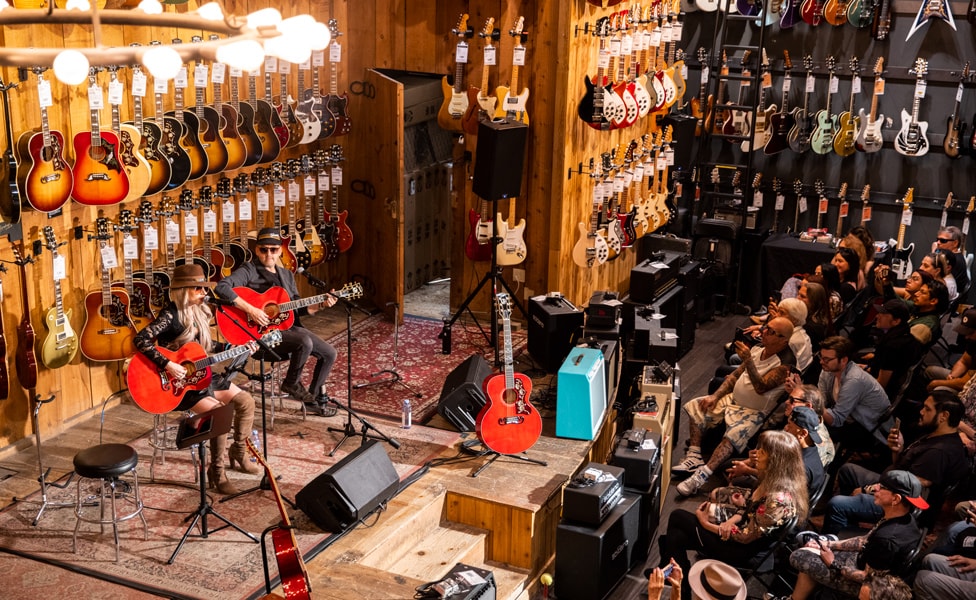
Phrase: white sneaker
[
  {"left": 673, "top": 453, "right": 705, "bottom": 473},
  {"left": 676, "top": 466, "right": 710, "bottom": 496}
]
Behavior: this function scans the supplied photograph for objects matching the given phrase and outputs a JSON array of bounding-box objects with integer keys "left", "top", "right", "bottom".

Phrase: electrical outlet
[{"left": 513, "top": 268, "right": 525, "bottom": 283}]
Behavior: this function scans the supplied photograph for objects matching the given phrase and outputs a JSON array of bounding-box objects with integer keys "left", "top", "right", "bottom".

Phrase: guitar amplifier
[
  {"left": 562, "top": 462, "right": 625, "bottom": 525},
  {"left": 629, "top": 252, "right": 682, "bottom": 303},
  {"left": 576, "top": 338, "right": 620, "bottom": 406},
  {"left": 639, "top": 233, "right": 692, "bottom": 257},
  {"left": 611, "top": 429, "right": 661, "bottom": 489},
  {"left": 585, "top": 290, "right": 622, "bottom": 329},
  {"left": 556, "top": 348, "right": 607, "bottom": 440},
  {"left": 528, "top": 295, "right": 585, "bottom": 373},
  {"left": 440, "top": 563, "right": 497, "bottom": 600}
]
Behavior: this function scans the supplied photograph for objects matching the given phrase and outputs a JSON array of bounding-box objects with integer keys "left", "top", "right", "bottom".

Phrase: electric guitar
[
  {"left": 787, "top": 55, "right": 816, "bottom": 154},
  {"left": 654, "top": 126, "right": 676, "bottom": 228},
  {"left": 465, "top": 195, "right": 494, "bottom": 263},
  {"left": 295, "top": 155, "right": 326, "bottom": 266},
  {"left": 133, "top": 199, "right": 171, "bottom": 312},
  {"left": 615, "top": 140, "right": 639, "bottom": 247},
  {"left": 215, "top": 177, "right": 246, "bottom": 276},
  {"left": 247, "top": 70, "right": 282, "bottom": 162},
  {"left": 477, "top": 293, "right": 542, "bottom": 455},
  {"left": 769, "top": 177, "right": 784, "bottom": 233},
  {"left": 17, "top": 68, "right": 73, "bottom": 212},
  {"left": 832, "top": 57, "right": 861, "bottom": 157},
  {"left": 463, "top": 17, "right": 498, "bottom": 135},
  {"left": 246, "top": 436, "right": 312, "bottom": 600},
  {"left": 495, "top": 197, "right": 527, "bottom": 266},
  {"left": 609, "top": 12, "right": 639, "bottom": 130},
  {"left": 12, "top": 242, "right": 38, "bottom": 389},
  {"left": 261, "top": 59, "right": 290, "bottom": 149},
  {"left": 894, "top": 58, "right": 930, "bottom": 157},
  {"left": 106, "top": 67, "right": 152, "bottom": 203},
  {"left": 743, "top": 50, "right": 775, "bottom": 152},
  {"left": 800, "top": 0, "right": 824, "bottom": 26},
  {"left": 780, "top": 0, "right": 802, "bottom": 27},
  {"left": 854, "top": 57, "right": 886, "bottom": 153},
  {"left": 215, "top": 283, "right": 363, "bottom": 346},
  {"left": 494, "top": 17, "right": 530, "bottom": 125},
  {"left": 600, "top": 150, "right": 624, "bottom": 261},
  {"left": 280, "top": 159, "right": 311, "bottom": 272},
  {"left": 324, "top": 18, "right": 352, "bottom": 137},
  {"left": 572, "top": 158, "right": 611, "bottom": 269},
  {"left": 722, "top": 53, "right": 752, "bottom": 141},
  {"left": 208, "top": 35, "right": 251, "bottom": 167},
  {"left": 292, "top": 60, "right": 323, "bottom": 144},
  {"left": 939, "top": 192, "right": 954, "bottom": 230},
  {"left": 438, "top": 14, "right": 473, "bottom": 133},
  {"left": 943, "top": 62, "right": 970, "bottom": 159},
  {"left": 906, "top": 0, "right": 956, "bottom": 41},
  {"left": 970, "top": 0, "right": 976, "bottom": 24},
  {"left": 578, "top": 16, "right": 615, "bottom": 131},
  {"left": 889, "top": 188, "right": 916, "bottom": 280},
  {"left": 71, "top": 68, "right": 130, "bottom": 206},
  {"left": 125, "top": 60, "right": 171, "bottom": 196},
  {"left": 165, "top": 40, "right": 209, "bottom": 181},
  {"left": 269, "top": 163, "right": 299, "bottom": 273},
  {"left": 273, "top": 60, "right": 304, "bottom": 149},
  {"left": 690, "top": 47, "right": 711, "bottom": 136},
  {"left": 810, "top": 57, "right": 838, "bottom": 155},
  {"left": 324, "top": 144, "right": 354, "bottom": 254},
  {"left": 0, "top": 75, "right": 20, "bottom": 224},
  {"left": 630, "top": 12, "right": 655, "bottom": 119},
  {"left": 0, "top": 264, "right": 7, "bottom": 398},
  {"left": 873, "top": 0, "right": 892, "bottom": 38},
  {"left": 858, "top": 185, "right": 872, "bottom": 226},
  {"left": 111, "top": 209, "right": 155, "bottom": 334},
  {"left": 846, "top": 0, "right": 876, "bottom": 27},
  {"left": 312, "top": 150, "right": 340, "bottom": 263},
  {"left": 188, "top": 37, "right": 230, "bottom": 175},
  {"left": 306, "top": 53, "right": 336, "bottom": 141},
  {"left": 128, "top": 331, "right": 280, "bottom": 415},
  {"left": 833, "top": 183, "right": 850, "bottom": 239},
  {"left": 81, "top": 217, "right": 137, "bottom": 362},
  {"left": 764, "top": 51, "right": 795, "bottom": 155},
  {"left": 704, "top": 51, "right": 729, "bottom": 135},
  {"left": 822, "top": 0, "right": 850, "bottom": 26}
]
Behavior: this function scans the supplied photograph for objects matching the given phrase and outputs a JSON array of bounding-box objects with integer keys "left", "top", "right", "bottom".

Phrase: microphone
[
  {"left": 296, "top": 267, "right": 329, "bottom": 289},
  {"left": 204, "top": 294, "right": 237, "bottom": 307}
]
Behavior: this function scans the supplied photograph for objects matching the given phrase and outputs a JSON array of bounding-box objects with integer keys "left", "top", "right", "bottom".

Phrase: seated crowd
[{"left": 652, "top": 224, "right": 976, "bottom": 600}]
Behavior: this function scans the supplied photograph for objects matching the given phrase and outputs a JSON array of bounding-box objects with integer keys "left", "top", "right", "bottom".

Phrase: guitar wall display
[
  {"left": 854, "top": 58, "right": 885, "bottom": 153},
  {"left": 894, "top": 58, "right": 930, "bottom": 157},
  {"left": 13, "top": 241, "right": 38, "bottom": 390},
  {"left": 438, "top": 13, "right": 473, "bottom": 133},
  {"left": 463, "top": 17, "right": 500, "bottom": 135},
  {"left": 943, "top": 62, "right": 970, "bottom": 159},
  {"left": 495, "top": 17, "right": 530, "bottom": 125},
  {"left": 72, "top": 68, "right": 129, "bottom": 206},
  {"left": 16, "top": 68, "right": 73, "bottom": 213},
  {"left": 81, "top": 217, "right": 137, "bottom": 362},
  {"left": 889, "top": 188, "right": 916, "bottom": 279}
]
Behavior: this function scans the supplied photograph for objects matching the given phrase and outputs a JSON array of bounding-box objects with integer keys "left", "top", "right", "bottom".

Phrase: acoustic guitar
[
  {"left": 126, "top": 61, "right": 172, "bottom": 196},
  {"left": 215, "top": 282, "right": 363, "bottom": 346},
  {"left": 81, "top": 217, "right": 137, "bottom": 362},
  {"left": 16, "top": 68, "right": 73, "bottom": 213},
  {"left": 127, "top": 331, "right": 280, "bottom": 414},
  {"left": 133, "top": 199, "right": 171, "bottom": 312},
  {"left": 111, "top": 209, "right": 155, "bottom": 332},
  {"left": 165, "top": 40, "right": 209, "bottom": 181},
  {"left": 71, "top": 68, "right": 130, "bottom": 206},
  {"left": 188, "top": 36, "right": 230, "bottom": 175},
  {"left": 477, "top": 293, "right": 542, "bottom": 455},
  {"left": 208, "top": 34, "right": 249, "bottom": 168},
  {"left": 0, "top": 264, "right": 8, "bottom": 399},
  {"left": 107, "top": 67, "right": 152, "bottom": 203},
  {"left": 274, "top": 61, "right": 305, "bottom": 149},
  {"left": 247, "top": 71, "right": 282, "bottom": 163},
  {"left": 246, "top": 436, "right": 312, "bottom": 599},
  {"left": 12, "top": 242, "right": 37, "bottom": 389}
]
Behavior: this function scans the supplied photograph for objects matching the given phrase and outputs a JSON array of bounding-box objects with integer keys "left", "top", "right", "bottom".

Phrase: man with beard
[
  {"left": 862, "top": 299, "right": 922, "bottom": 400},
  {"left": 817, "top": 336, "right": 892, "bottom": 448},
  {"left": 820, "top": 390, "right": 968, "bottom": 535}
]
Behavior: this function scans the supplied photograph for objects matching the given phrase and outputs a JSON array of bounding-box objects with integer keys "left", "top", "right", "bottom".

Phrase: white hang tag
[
  {"left": 194, "top": 64, "right": 209, "bottom": 87},
  {"left": 174, "top": 67, "right": 188, "bottom": 89},
  {"left": 264, "top": 56, "right": 277, "bottom": 73},
  {"left": 211, "top": 62, "right": 226, "bottom": 84},
  {"left": 304, "top": 176, "right": 316, "bottom": 196},
  {"left": 318, "top": 171, "right": 330, "bottom": 190},
  {"left": 288, "top": 181, "right": 300, "bottom": 202},
  {"left": 131, "top": 72, "right": 147, "bottom": 98},
  {"left": 901, "top": 206, "right": 913, "bottom": 226},
  {"left": 52, "top": 254, "right": 66, "bottom": 280},
  {"left": 799, "top": 196, "right": 808, "bottom": 214},
  {"left": 484, "top": 45, "right": 497, "bottom": 66},
  {"left": 274, "top": 184, "right": 286, "bottom": 207},
  {"left": 203, "top": 210, "right": 217, "bottom": 233},
  {"left": 256, "top": 189, "right": 270, "bottom": 211},
  {"left": 184, "top": 213, "right": 199, "bottom": 237},
  {"left": 239, "top": 198, "right": 253, "bottom": 220},
  {"left": 330, "top": 41, "right": 342, "bottom": 63},
  {"left": 154, "top": 78, "right": 169, "bottom": 94},
  {"left": 144, "top": 224, "right": 159, "bottom": 251},
  {"left": 166, "top": 219, "right": 180, "bottom": 244},
  {"left": 88, "top": 84, "right": 104, "bottom": 110},
  {"left": 222, "top": 201, "right": 236, "bottom": 222},
  {"left": 123, "top": 234, "right": 139, "bottom": 259},
  {"left": 100, "top": 244, "right": 118, "bottom": 269},
  {"left": 513, "top": 46, "right": 526, "bottom": 67},
  {"left": 108, "top": 79, "right": 124, "bottom": 105},
  {"left": 753, "top": 190, "right": 763, "bottom": 208},
  {"left": 331, "top": 166, "right": 343, "bottom": 186}
]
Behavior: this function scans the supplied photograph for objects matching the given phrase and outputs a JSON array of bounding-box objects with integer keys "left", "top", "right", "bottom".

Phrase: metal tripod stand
[{"left": 353, "top": 302, "right": 422, "bottom": 398}]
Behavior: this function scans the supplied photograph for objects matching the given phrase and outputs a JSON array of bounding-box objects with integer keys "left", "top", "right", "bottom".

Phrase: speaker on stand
[{"left": 436, "top": 354, "right": 492, "bottom": 431}]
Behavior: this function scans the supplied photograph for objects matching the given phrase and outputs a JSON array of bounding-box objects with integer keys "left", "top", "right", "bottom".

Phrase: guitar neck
[
  {"left": 190, "top": 342, "right": 250, "bottom": 372},
  {"left": 501, "top": 312, "right": 515, "bottom": 390},
  {"left": 278, "top": 292, "right": 336, "bottom": 313}
]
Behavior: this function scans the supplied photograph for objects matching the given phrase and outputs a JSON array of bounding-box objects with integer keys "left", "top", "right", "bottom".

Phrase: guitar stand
[
  {"left": 466, "top": 441, "right": 547, "bottom": 478},
  {"left": 353, "top": 302, "right": 422, "bottom": 399},
  {"left": 13, "top": 392, "right": 76, "bottom": 526},
  {"left": 440, "top": 195, "right": 526, "bottom": 366},
  {"left": 169, "top": 405, "right": 258, "bottom": 564},
  {"left": 328, "top": 297, "right": 401, "bottom": 456}
]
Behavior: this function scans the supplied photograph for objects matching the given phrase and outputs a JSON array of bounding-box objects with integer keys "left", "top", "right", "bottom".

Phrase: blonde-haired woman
[{"left": 133, "top": 264, "right": 259, "bottom": 494}]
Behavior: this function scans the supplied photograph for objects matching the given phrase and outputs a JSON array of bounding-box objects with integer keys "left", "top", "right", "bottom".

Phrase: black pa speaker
[
  {"left": 296, "top": 440, "right": 400, "bottom": 532},
  {"left": 437, "top": 354, "right": 492, "bottom": 431},
  {"left": 472, "top": 119, "right": 528, "bottom": 200}
]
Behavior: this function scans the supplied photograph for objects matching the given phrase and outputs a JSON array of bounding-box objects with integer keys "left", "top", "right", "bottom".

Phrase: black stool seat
[{"left": 74, "top": 444, "right": 139, "bottom": 479}]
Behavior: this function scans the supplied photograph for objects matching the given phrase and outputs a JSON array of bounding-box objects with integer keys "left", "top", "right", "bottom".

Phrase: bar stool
[
  {"left": 248, "top": 352, "right": 305, "bottom": 429},
  {"left": 148, "top": 412, "right": 198, "bottom": 483},
  {"left": 72, "top": 443, "right": 149, "bottom": 562}
]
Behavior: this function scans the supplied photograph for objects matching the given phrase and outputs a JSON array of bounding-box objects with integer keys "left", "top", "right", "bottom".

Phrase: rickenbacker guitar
[
  {"left": 324, "top": 17, "right": 352, "bottom": 137},
  {"left": 854, "top": 58, "right": 886, "bottom": 153},
  {"left": 832, "top": 57, "right": 861, "bottom": 157},
  {"left": 215, "top": 282, "right": 363, "bottom": 346},
  {"left": 12, "top": 242, "right": 38, "bottom": 389},
  {"left": 16, "top": 68, "right": 73, "bottom": 213},
  {"left": 246, "top": 436, "right": 312, "bottom": 600},
  {"left": 943, "top": 62, "right": 970, "bottom": 159},
  {"left": 464, "top": 17, "right": 499, "bottom": 135},
  {"left": 577, "top": 16, "right": 614, "bottom": 131},
  {"left": 894, "top": 58, "right": 930, "bottom": 157},
  {"left": 438, "top": 14, "right": 473, "bottom": 133},
  {"left": 0, "top": 264, "right": 7, "bottom": 399},
  {"left": 810, "top": 56, "right": 838, "bottom": 155},
  {"left": 128, "top": 331, "right": 280, "bottom": 415},
  {"left": 889, "top": 188, "right": 916, "bottom": 280},
  {"left": 477, "top": 293, "right": 541, "bottom": 455},
  {"left": 572, "top": 158, "right": 610, "bottom": 269},
  {"left": 494, "top": 17, "right": 530, "bottom": 125},
  {"left": 608, "top": 12, "right": 639, "bottom": 130},
  {"left": 764, "top": 51, "right": 795, "bottom": 155},
  {"left": 72, "top": 68, "right": 130, "bottom": 206},
  {"left": 81, "top": 218, "right": 137, "bottom": 362}
]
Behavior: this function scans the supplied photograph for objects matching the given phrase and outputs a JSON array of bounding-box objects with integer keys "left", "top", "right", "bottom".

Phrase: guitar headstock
[
  {"left": 337, "top": 281, "right": 364, "bottom": 300},
  {"left": 43, "top": 225, "right": 59, "bottom": 255},
  {"left": 902, "top": 187, "right": 915, "bottom": 206},
  {"left": 803, "top": 54, "right": 814, "bottom": 72},
  {"left": 234, "top": 172, "right": 251, "bottom": 195},
  {"left": 912, "top": 58, "right": 928, "bottom": 78},
  {"left": 963, "top": 62, "right": 972, "bottom": 81},
  {"left": 269, "top": 162, "right": 286, "bottom": 184},
  {"left": 495, "top": 292, "right": 513, "bottom": 321},
  {"left": 720, "top": 50, "right": 729, "bottom": 74},
  {"left": 752, "top": 172, "right": 763, "bottom": 188},
  {"left": 117, "top": 208, "right": 136, "bottom": 233},
  {"left": 838, "top": 182, "right": 848, "bottom": 198},
  {"left": 198, "top": 185, "right": 214, "bottom": 209},
  {"left": 11, "top": 239, "right": 31, "bottom": 266},
  {"left": 329, "top": 143, "right": 345, "bottom": 164},
  {"left": 814, "top": 178, "right": 825, "bottom": 198},
  {"left": 861, "top": 184, "right": 871, "bottom": 202},
  {"left": 772, "top": 177, "right": 781, "bottom": 195},
  {"left": 95, "top": 216, "right": 111, "bottom": 241},
  {"left": 731, "top": 169, "right": 742, "bottom": 190},
  {"left": 595, "top": 16, "right": 611, "bottom": 38},
  {"left": 216, "top": 177, "right": 232, "bottom": 198},
  {"left": 452, "top": 13, "right": 472, "bottom": 39},
  {"left": 783, "top": 50, "right": 792, "bottom": 72},
  {"left": 327, "top": 18, "right": 342, "bottom": 42},
  {"left": 741, "top": 49, "right": 753, "bottom": 69},
  {"left": 299, "top": 153, "right": 314, "bottom": 176},
  {"left": 794, "top": 179, "right": 803, "bottom": 196},
  {"left": 697, "top": 47, "right": 707, "bottom": 65},
  {"left": 849, "top": 56, "right": 859, "bottom": 75},
  {"left": 601, "top": 151, "right": 613, "bottom": 176},
  {"left": 761, "top": 48, "right": 770, "bottom": 71},
  {"left": 479, "top": 17, "right": 497, "bottom": 42},
  {"left": 663, "top": 125, "right": 673, "bottom": 146},
  {"left": 138, "top": 199, "right": 155, "bottom": 225},
  {"left": 967, "top": 196, "right": 975, "bottom": 214},
  {"left": 158, "top": 196, "right": 176, "bottom": 219},
  {"left": 178, "top": 188, "right": 196, "bottom": 213},
  {"left": 511, "top": 16, "right": 527, "bottom": 43},
  {"left": 826, "top": 56, "right": 836, "bottom": 74},
  {"left": 873, "top": 57, "right": 884, "bottom": 77},
  {"left": 625, "top": 139, "right": 638, "bottom": 164}
]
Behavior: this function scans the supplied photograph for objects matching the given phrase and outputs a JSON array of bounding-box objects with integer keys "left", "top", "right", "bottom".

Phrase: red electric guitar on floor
[{"left": 476, "top": 293, "right": 542, "bottom": 455}]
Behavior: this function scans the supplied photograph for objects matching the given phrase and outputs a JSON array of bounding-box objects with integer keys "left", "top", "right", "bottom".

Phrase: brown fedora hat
[{"left": 169, "top": 264, "right": 216, "bottom": 289}]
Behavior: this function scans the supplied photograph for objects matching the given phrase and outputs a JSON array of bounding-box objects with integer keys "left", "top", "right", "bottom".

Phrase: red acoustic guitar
[
  {"left": 127, "top": 331, "right": 278, "bottom": 414},
  {"left": 476, "top": 293, "right": 541, "bottom": 455},
  {"left": 215, "top": 282, "right": 363, "bottom": 346},
  {"left": 71, "top": 69, "right": 129, "bottom": 206},
  {"left": 246, "top": 437, "right": 312, "bottom": 599}
]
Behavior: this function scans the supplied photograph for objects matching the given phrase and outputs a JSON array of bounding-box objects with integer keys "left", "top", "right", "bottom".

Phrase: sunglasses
[
  {"left": 257, "top": 246, "right": 280, "bottom": 253},
  {"left": 936, "top": 238, "right": 955, "bottom": 244},
  {"left": 762, "top": 326, "right": 786, "bottom": 338}
]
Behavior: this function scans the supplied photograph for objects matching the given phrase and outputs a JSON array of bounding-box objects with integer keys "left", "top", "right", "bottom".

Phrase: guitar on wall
[
  {"left": 112, "top": 210, "right": 155, "bottom": 333},
  {"left": 12, "top": 242, "right": 38, "bottom": 390},
  {"left": 16, "top": 67, "right": 73, "bottom": 213},
  {"left": 0, "top": 75, "right": 21, "bottom": 224},
  {"left": 273, "top": 59, "right": 304, "bottom": 149},
  {"left": 572, "top": 158, "right": 610, "bottom": 269},
  {"left": 894, "top": 58, "right": 930, "bottom": 157},
  {"left": 832, "top": 57, "right": 861, "bottom": 157},
  {"left": 215, "top": 282, "right": 364, "bottom": 346},
  {"left": 247, "top": 436, "right": 312, "bottom": 600},
  {"left": 438, "top": 13, "right": 473, "bottom": 133},
  {"left": 810, "top": 56, "right": 838, "bottom": 155},
  {"left": 833, "top": 182, "right": 850, "bottom": 239},
  {"left": 889, "top": 188, "right": 916, "bottom": 280},
  {"left": 165, "top": 40, "right": 210, "bottom": 181},
  {"left": 189, "top": 36, "right": 231, "bottom": 174},
  {"left": 324, "top": 144, "right": 353, "bottom": 253},
  {"left": 787, "top": 55, "right": 816, "bottom": 154},
  {"left": 495, "top": 196, "right": 527, "bottom": 266},
  {"left": 764, "top": 51, "right": 795, "bottom": 156},
  {"left": 81, "top": 217, "right": 137, "bottom": 362},
  {"left": 72, "top": 68, "right": 130, "bottom": 206},
  {"left": 261, "top": 59, "right": 290, "bottom": 150},
  {"left": 577, "top": 16, "right": 615, "bottom": 131},
  {"left": 295, "top": 154, "right": 326, "bottom": 266},
  {"left": 127, "top": 331, "right": 280, "bottom": 414},
  {"left": 477, "top": 293, "right": 542, "bottom": 455},
  {"left": 107, "top": 66, "right": 152, "bottom": 203},
  {"left": 312, "top": 149, "right": 340, "bottom": 263},
  {"left": 943, "top": 62, "right": 969, "bottom": 159},
  {"left": 324, "top": 17, "right": 353, "bottom": 137},
  {"left": 494, "top": 17, "right": 530, "bottom": 125},
  {"left": 463, "top": 17, "right": 499, "bottom": 135},
  {"left": 854, "top": 57, "right": 886, "bottom": 153},
  {"left": 38, "top": 228, "right": 77, "bottom": 370},
  {"left": 126, "top": 59, "right": 172, "bottom": 196},
  {"left": 134, "top": 199, "right": 171, "bottom": 312}
]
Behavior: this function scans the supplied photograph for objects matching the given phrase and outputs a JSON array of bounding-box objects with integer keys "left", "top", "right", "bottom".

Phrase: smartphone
[
  {"left": 892, "top": 417, "right": 901, "bottom": 433},
  {"left": 662, "top": 564, "right": 674, "bottom": 579}
]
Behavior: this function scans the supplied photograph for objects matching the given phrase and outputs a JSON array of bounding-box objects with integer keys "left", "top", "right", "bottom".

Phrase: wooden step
[
  {"left": 306, "top": 562, "right": 425, "bottom": 599},
  {"left": 371, "top": 522, "right": 487, "bottom": 578}
]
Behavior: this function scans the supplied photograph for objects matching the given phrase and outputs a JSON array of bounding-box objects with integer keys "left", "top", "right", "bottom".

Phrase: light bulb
[
  {"left": 64, "top": 0, "right": 90, "bottom": 9},
  {"left": 0, "top": 0, "right": 9, "bottom": 12},
  {"left": 142, "top": 45, "right": 183, "bottom": 81},
  {"left": 216, "top": 40, "right": 265, "bottom": 72},
  {"left": 246, "top": 8, "right": 282, "bottom": 29},
  {"left": 53, "top": 50, "right": 89, "bottom": 86},
  {"left": 138, "top": 0, "right": 163, "bottom": 14},
  {"left": 263, "top": 35, "right": 310, "bottom": 65},
  {"left": 196, "top": 2, "right": 224, "bottom": 21},
  {"left": 307, "top": 22, "right": 331, "bottom": 51}
]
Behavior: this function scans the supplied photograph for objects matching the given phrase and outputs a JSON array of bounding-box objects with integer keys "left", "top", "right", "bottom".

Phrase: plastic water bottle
[
  {"left": 249, "top": 429, "right": 261, "bottom": 462},
  {"left": 401, "top": 399, "right": 412, "bottom": 429}
]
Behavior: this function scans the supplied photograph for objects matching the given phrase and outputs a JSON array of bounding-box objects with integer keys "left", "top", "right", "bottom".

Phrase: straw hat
[
  {"left": 169, "top": 264, "right": 215, "bottom": 289},
  {"left": 687, "top": 559, "right": 746, "bottom": 600}
]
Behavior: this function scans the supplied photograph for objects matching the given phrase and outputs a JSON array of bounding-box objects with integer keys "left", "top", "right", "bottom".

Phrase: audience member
[
  {"left": 861, "top": 299, "right": 923, "bottom": 400},
  {"left": 731, "top": 299, "right": 813, "bottom": 372},
  {"left": 876, "top": 267, "right": 933, "bottom": 305},
  {"left": 673, "top": 318, "right": 796, "bottom": 496},
  {"left": 646, "top": 559, "right": 683, "bottom": 600},
  {"left": 926, "top": 308, "right": 976, "bottom": 392},
  {"left": 839, "top": 233, "right": 870, "bottom": 290},
  {"left": 797, "top": 280, "right": 834, "bottom": 348},
  {"left": 817, "top": 336, "right": 892, "bottom": 447},
  {"left": 858, "top": 570, "right": 913, "bottom": 600},
  {"left": 932, "top": 225, "right": 970, "bottom": 291},
  {"left": 907, "top": 279, "right": 949, "bottom": 346},
  {"left": 914, "top": 523, "right": 976, "bottom": 600},
  {"left": 919, "top": 251, "right": 957, "bottom": 301}
]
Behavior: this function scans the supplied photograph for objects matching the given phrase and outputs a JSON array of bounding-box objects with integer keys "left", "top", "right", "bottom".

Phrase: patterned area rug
[
  {"left": 299, "top": 315, "right": 528, "bottom": 423},
  {"left": 0, "top": 417, "right": 458, "bottom": 599}
]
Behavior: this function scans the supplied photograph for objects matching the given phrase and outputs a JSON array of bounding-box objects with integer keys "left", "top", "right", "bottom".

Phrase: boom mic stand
[
  {"left": 353, "top": 302, "right": 422, "bottom": 399},
  {"left": 298, "top": 272, "right": 400, "bottom": 456}
]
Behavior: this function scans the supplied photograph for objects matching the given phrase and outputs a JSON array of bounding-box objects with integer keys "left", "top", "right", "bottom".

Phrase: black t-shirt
[
  {"left": 898, "top": 431, "right": 969, "bottom": 491},
  {"left": 868, "top": 323, "right": 921, "bottom": 396},
  {"left": 858, "top": 512, "right": 920, "bottom": 574},
  {"left": 802, "top": 445, "right": 825, "bottom": 499}
]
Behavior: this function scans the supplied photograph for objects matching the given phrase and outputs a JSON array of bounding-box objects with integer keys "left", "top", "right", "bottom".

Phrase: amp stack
[
  {"left": 610, "top": 428, "right": 664, "bottom": 564},
  {"left": 555, "top": 463, "right": 643, "bottom": 600}
]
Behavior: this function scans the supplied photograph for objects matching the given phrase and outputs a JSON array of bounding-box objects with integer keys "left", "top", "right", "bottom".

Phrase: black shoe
[
  {"left": 282, "top": 381, "right": 313, "bottom": 403},
  {"left": 304, "top": 401, "right": 337, "bottom": 417}
]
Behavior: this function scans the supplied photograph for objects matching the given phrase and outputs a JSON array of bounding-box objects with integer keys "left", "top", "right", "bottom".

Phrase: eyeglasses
[
  {"left": 192, "top": 286, "right": 206, "bottom": 292},
  {"left": 762, "top": 326, "right": 786, "bottom": 338},
  {"left": 787, "top": 395, "right": 810, "bottom": 404},
  {"left": 257, "top": 246, "right": 280, "bottom": 253},
  {"left": 819, "top": 354, "right": 838, "bottom": 364},
  {"left": 936, "top": 238, "right": 953, "bottom": 244}
]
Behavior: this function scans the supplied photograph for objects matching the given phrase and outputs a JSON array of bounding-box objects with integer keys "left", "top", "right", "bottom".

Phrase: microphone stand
[
  {"left": 210, "top": 303, "right": 284, "bottom": 505},
  {"left": 353, "top": 302, "right": 423, "bottom": 399},
  {"left": 299, "top": 272, "right": 400, "bottom": 455}
]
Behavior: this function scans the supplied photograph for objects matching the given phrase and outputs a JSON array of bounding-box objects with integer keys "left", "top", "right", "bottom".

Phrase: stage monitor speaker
[
  {"left": 472, "top": 119, "right": 528, "bottom": 200},
  {"left": 555, "top": 493, "right": 641, "bottom": 600},
  {"left": 437, "top": 354, "right": 492, "bottom": 431},
  {"left": 295, "top": 440, "right": 400, "bottom": 532}
]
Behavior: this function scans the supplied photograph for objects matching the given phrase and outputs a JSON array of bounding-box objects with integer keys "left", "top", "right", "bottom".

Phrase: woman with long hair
[
  {"left": 659, "top": 430, "right": 809, "bottom": 597},
  {"left": 831, "top": 248, "right": 861, "bottom": 299},
  {"left": 919, "top": 251, "right": 957, "bottom": 301},
  {"left": 799, "top": 280, "right": 834, "bottom": 347},
  {"left": 133, "top": 264, "right": 260, "bottom": 494}
]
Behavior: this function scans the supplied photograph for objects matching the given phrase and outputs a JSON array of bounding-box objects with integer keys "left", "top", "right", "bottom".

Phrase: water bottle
[
  {"left": 249, "top": 429, "right": 261, "bottom": 462},
  {"left": 401, "top": 399, "right": 412, "bottom": 429}
]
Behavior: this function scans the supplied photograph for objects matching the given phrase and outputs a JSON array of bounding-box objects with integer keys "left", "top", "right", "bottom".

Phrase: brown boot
[
  {"left": 208, "top": 434, "right": 240, "bottom": 495},
  {"left": 227, "top": 391, "right": 260, "bottom": 474}
]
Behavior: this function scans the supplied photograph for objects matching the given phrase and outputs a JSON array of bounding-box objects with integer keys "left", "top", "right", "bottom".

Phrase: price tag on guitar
[
  {"left": 862, "top": 206, "right": 872, "bottom": 222},
  {"left": 799, "top": 196, "right": 808, "bottom": 214},
  {"left": 818, "top": 197, "right": 829, "bottom": 214},
  {"left": 775, "top": 193, "right": 785, "bottom": 211},
  {"left": 901, "top": 205, "right": 913, "bottom": 226},
  {"left": 753, "top": 190, "right": 763, "bottom": 208},
  {"left": 144, "top": 224, "right": 159, "bottom": 251},
  {"left": 52, "top": 254, "right": 66, "bottom": 280},
  {"left": 123, "top": 233, "right": 139, "bottom": 260},
  {"left": 100, "top": 244, "right": 118, "bottom": 269},
  {"left": 839, "top": 201, "right": 849, "bottom": 218}
]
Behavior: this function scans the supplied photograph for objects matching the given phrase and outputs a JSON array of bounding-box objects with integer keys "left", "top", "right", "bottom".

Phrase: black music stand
[
  {"left": 168, "top": 403, "right": 258, "bottom": 564},
  {"left": 353, "top": 302, "right": 422, "bottom": 399}
]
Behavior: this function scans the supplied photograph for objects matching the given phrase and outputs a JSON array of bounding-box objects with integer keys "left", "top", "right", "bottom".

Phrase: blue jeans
[{"left": 822, "top": 463, "right": 884, "bottom": 535}]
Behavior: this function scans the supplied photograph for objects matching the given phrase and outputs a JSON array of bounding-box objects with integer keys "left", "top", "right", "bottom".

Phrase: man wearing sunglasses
[
  {"left": 215, "top": 228, "right": 338, "bottom": 417},
  {"left": 932, "top": 225, "right": 969, "bottom": 292}
]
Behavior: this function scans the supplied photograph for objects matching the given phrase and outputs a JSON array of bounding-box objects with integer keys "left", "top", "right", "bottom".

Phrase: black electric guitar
[
  {"left": 943, "top": 62, "right": 970, "bottom": 159},
  {"left": 764, "top": 51, "right": 795, "bottom": 155},
  {"left": 0, "top": 76, "right": 21, "bottom": 223}
]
